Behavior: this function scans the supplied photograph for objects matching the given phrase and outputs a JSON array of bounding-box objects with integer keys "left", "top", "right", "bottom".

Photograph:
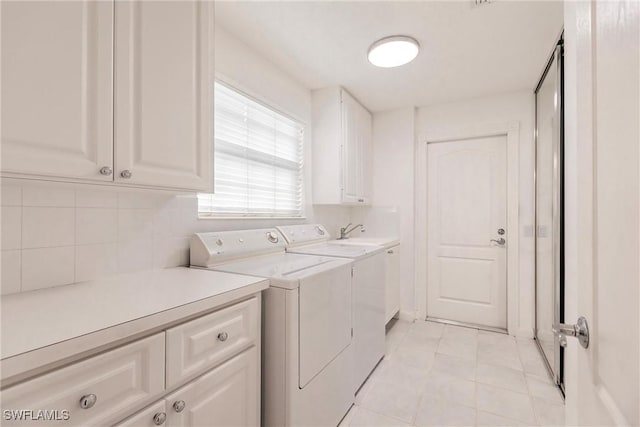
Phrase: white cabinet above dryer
[
  {"left": 311, "top": 87, "right": 372, "bottom": 205},
  {"left": 0, "top": 0, "right": 213, "bottom": 192}
]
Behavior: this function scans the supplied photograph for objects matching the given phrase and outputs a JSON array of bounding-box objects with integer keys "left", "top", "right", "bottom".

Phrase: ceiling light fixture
[{"left": 367, "top": 35, "right": 420, "bottom": 68}]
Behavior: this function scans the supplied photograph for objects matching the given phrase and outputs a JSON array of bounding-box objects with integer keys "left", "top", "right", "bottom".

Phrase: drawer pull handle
[
  {"left": 173, "top": 400, "right": 186, "bottom": 413},
  {"left": 79, "top": 394, "right": 97, "bottom": 409},
  {"left": 217, "top": 332, "right": 229, "bottom": 342},
  {"left": 153, "top": 412, "right": 167, "bottom": 425}
]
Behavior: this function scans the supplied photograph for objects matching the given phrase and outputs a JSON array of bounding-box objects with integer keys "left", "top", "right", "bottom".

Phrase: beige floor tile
[
  {"left": 476, "top": 410, "right": 536, "bottom": 426},
  {"left": 430, "top": 353, "right": 476, "bottom": 381},
  {"left": 476, "top": 363, "right": 528, "bottom": 394},
  {"left": 422, "top": 370, "right": 476, "bottom": 408},
  {"left": 476, "top": 383, "right": 536, "bottom": 424},
  {"left": 414, "top": 397, "right": 476, "bottom": 426},
  {"left": 526, "top": 375, "right": 564, "bottom": 405},
  {"left": 349, "top": 406, "right": 411, "bottom": 426},
  {"left": 532, "top": 397, "right": 565, "bottom": 426}
]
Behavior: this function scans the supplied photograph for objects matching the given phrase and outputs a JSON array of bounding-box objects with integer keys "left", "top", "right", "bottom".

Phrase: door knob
[
  {"left": 490, "top": 238, "right": 506, "bottom": 245},
  {"left": 553, "top": 316, "right": 589, "bottom": 348}
]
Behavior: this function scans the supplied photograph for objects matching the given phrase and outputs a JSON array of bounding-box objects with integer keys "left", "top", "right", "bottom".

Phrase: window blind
[{"left": 198, "top": 82, "right": 305, "bottom": 217}]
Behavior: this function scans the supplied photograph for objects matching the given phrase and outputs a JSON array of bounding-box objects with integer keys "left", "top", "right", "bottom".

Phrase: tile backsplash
[{"left": 1, "top": 179, "right": 350, "bottom": 295}]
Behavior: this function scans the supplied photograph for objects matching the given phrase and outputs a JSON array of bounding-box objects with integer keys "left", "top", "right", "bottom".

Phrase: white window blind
[{"left": 198, "top": 82, "right": 305, "bottom": 218}]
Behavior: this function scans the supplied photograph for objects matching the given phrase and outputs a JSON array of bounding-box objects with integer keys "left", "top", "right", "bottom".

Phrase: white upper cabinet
[
  {"left": 1, "top": 1, "right": 114, "bottom": 182},
  {"left": 312, "top": 87, "right": 372, "bottom": 205},
  {"left": 1, "top": 1, "right": 213, "bottom": 192},
  {"left": 114, "top": 1, "right": 212, "bottom": 191}
]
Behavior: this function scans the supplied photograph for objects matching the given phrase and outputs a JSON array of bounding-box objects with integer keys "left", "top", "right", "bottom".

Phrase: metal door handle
[
  {"left": 553, "top": 316, "right": 589, "bottom": 348},
  {"left": 490, "top": 238, "right": 506, "bottom": 245}
]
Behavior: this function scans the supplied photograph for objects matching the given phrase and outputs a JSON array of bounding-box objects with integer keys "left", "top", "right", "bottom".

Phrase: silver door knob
[
  {"left": 553, "top": 316, "right": 589, "bottom": 348},
  {"left": 490, "top": 238, "right": 506, "bottom": 245},
  {"left": 79, "top": 394, "right": 97, "bottom": 409},
  {"left": 120, "top": 169, "right": 132, "bottom": 179},
  {"left": 173, "top": 400, "right": 186, "bottom": 413},
  {"left": 153, "top": 412, "right": 167, "bottom": 425},
  {"left": 99, "top": 166, "right": 113, "bottom": 176},
  {"left": 217, "top": 332, "right": 229, "bottom": 342}
]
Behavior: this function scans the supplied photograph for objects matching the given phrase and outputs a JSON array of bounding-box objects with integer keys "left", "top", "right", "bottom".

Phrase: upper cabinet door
[
  {"left": 341, "top": 90, "right": 361, "bottom": 204},
  {"left": 359, "top": 103, "right": 373, "bottom": 203},
  {"left": 1, "top": 1, "right": 114, "bottom": 181},
  {"left": 114, "top": 1, "right": 213, "bottom": 191}
]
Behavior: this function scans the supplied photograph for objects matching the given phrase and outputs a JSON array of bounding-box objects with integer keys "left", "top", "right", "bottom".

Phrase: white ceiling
[{"left": 215, "top": 1, "right": 563, "bottom": 112}]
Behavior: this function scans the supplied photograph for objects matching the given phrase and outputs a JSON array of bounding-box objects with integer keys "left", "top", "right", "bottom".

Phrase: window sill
[{"left": 198, "top": 215, "right": 307, "bottom": 221}]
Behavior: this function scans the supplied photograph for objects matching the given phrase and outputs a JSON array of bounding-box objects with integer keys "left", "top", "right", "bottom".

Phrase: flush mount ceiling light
[{"left": 367, "top": 35, "right": 420, "bottom": 68}]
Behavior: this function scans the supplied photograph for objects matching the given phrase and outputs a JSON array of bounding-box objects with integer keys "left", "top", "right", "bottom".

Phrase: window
[{"left": 199, "top": 82, "right": 305, "bottom": 218}]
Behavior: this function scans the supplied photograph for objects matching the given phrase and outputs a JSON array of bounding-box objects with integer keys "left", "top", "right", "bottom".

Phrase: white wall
[
  {"left": 362, "top": 92, "right": 535, "bottom": 334},
  {"left": 416, "top": 91, "right": 535, "bottom": 337},
  {"left": 0, "top": 25, "right": 350, "bottom": 295}
]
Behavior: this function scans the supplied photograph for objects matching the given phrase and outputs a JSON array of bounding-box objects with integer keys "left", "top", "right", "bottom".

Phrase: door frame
[{"left": 414, "top": 122, "right": 520, "bottom": 335}]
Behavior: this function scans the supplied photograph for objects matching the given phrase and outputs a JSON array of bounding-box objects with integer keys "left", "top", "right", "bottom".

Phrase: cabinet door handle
[
  {"left": 99, "top": 166, "right": 112, "bottom": 176},
  {"left": 153, "top": 412, "right": 167, "bottom": 425},
  {"left": 79, "top": 394, "right": 97, "bottom": 409},
  {"left": 387, "top": 250, "right": 394, "bottom": 254},
  {"left": 217, "top": 332, "right": 229, "bottom": 342},
  {"left": 120, "top": 169, "right": 132, "bottom": 179},
  {"left": 173, "top": 400, "right": 186, "bottom": 413}
]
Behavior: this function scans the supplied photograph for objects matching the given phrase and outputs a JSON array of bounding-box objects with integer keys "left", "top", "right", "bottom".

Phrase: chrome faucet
[{"left": 338, "top": 223, "right": 365, "bottom": 240}]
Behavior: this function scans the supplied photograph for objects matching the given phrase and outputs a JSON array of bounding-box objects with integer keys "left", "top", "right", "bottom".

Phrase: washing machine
[
  {"left": 190, "top": 228, "right": 354, "bottom": 427},
  {"left": 277, "top": 224, "right": 386, "bottom": 394}
]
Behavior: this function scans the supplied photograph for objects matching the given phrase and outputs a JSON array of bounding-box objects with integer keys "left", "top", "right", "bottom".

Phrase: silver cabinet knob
[
  {"left": 217, "top": 332, "right": 229, "bottom": 342},
  {"left": 120, "top": 169, "right": 132, "bottom": 179},
  {"left": 173, "top": 400, "right": 186, "bottom": 413},
  {"left": 79, "top": 394, "right": 97, "bottom": 409},
  {"left": 99, "top": 166, "right": 113, "bottom": 176},
  {"left": 153, "top": 412, "right": 167, "bottom": 425},
  {"left": 490, "top": 238, "right": 506, "bottom": 245}
]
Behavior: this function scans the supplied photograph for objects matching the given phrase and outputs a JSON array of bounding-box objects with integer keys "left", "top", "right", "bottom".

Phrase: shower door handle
[{"left": 490, "top": 238, "right": 506, "bottom": 245}]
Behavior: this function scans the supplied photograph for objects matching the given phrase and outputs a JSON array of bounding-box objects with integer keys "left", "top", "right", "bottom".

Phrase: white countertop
[
  {"left": 1, "top": 267, "right": 268, "bottom": 384},
  {"left": 332, "top": 236, "right": 400, "bottom": 249}
]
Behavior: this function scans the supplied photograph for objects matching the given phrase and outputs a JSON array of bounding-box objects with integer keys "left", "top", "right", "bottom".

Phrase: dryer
[
  {"left": 190, "top": 228, "right": 354, "bottom": 427},
  {"left": 277, "top": 224, "right": 386, "bottom": 394}
]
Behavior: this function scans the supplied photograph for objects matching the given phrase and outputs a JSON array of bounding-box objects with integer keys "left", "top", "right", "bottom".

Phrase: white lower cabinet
[
  {"left": 1, "top": 297, "right": 261, "bottom": 427},
  {"left": 165, "top": 347, "right": 259, "bottom": 427},
  {"left": 1, "top": 334, "right": 165, "bottom": 427},
  {"left": 385, "top": 244, "right": 401, "bottom": 324}
]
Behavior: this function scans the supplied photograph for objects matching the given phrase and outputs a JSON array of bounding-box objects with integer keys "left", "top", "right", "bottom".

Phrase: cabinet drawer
[
  {"left": 113, "top": 400, "right": 167, "bottom": 427},
  {"left": 1, "top": 333, "right": 165, "bottom": 426},
  {"left": 166, "top": 297, "right": 259, "bottom": 388}
]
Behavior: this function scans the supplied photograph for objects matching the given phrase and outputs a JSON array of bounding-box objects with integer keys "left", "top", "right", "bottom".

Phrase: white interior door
[
  {"left": 427, "top": 135, "right": 508, "bottom": 329},
  {"left": 564, "top": 1, "right": 639, "bottom": 425}
]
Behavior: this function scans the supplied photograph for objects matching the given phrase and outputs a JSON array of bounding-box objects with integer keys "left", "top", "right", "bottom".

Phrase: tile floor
[{"left": 340, "top": 320, "right": 565, "bottom": 427}]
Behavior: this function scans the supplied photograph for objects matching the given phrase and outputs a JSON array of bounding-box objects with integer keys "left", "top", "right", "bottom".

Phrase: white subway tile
[
  {"left": 118, "top": 191, "right": 173, "bottom": 209},
  {"left": 75, "top": 187, "right": 118, "bottom": 208},
  {"left": 153, "top": 237, "right": 190, "bottom": 269},
  {"left": 22, "top": 207, "right": 75, "bottom": 248},
  {"left": 76, "top": 208, "right": 117, "bottom": 245},
  {"left": 2, "top": 207, "right": 21, "bottom": 250},
  {"left": 1, "top": 182, "right": 22, "bottom": 206},
  {"left": 75, "top": 243, "right": 117, "bottom": 282},
  {"left": 117, "top": 238, "right": 153, "bottom": 273},
  {"left": 22, "top": 182, "right": 75, "bottom": 207},
  {"left": 118, "top": 209, "right": 153, "bottom": 241},
  {"left": 22, "top": 246, "right": 75, "bottom": 291},
  {"left": 1, "top": 250, "right": 21, "bottom": 294}
]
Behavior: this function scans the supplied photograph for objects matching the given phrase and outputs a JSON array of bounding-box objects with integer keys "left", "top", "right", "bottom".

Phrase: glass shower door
[{"left": 535, "top": 39, "right": 563, "bottom": 388}]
